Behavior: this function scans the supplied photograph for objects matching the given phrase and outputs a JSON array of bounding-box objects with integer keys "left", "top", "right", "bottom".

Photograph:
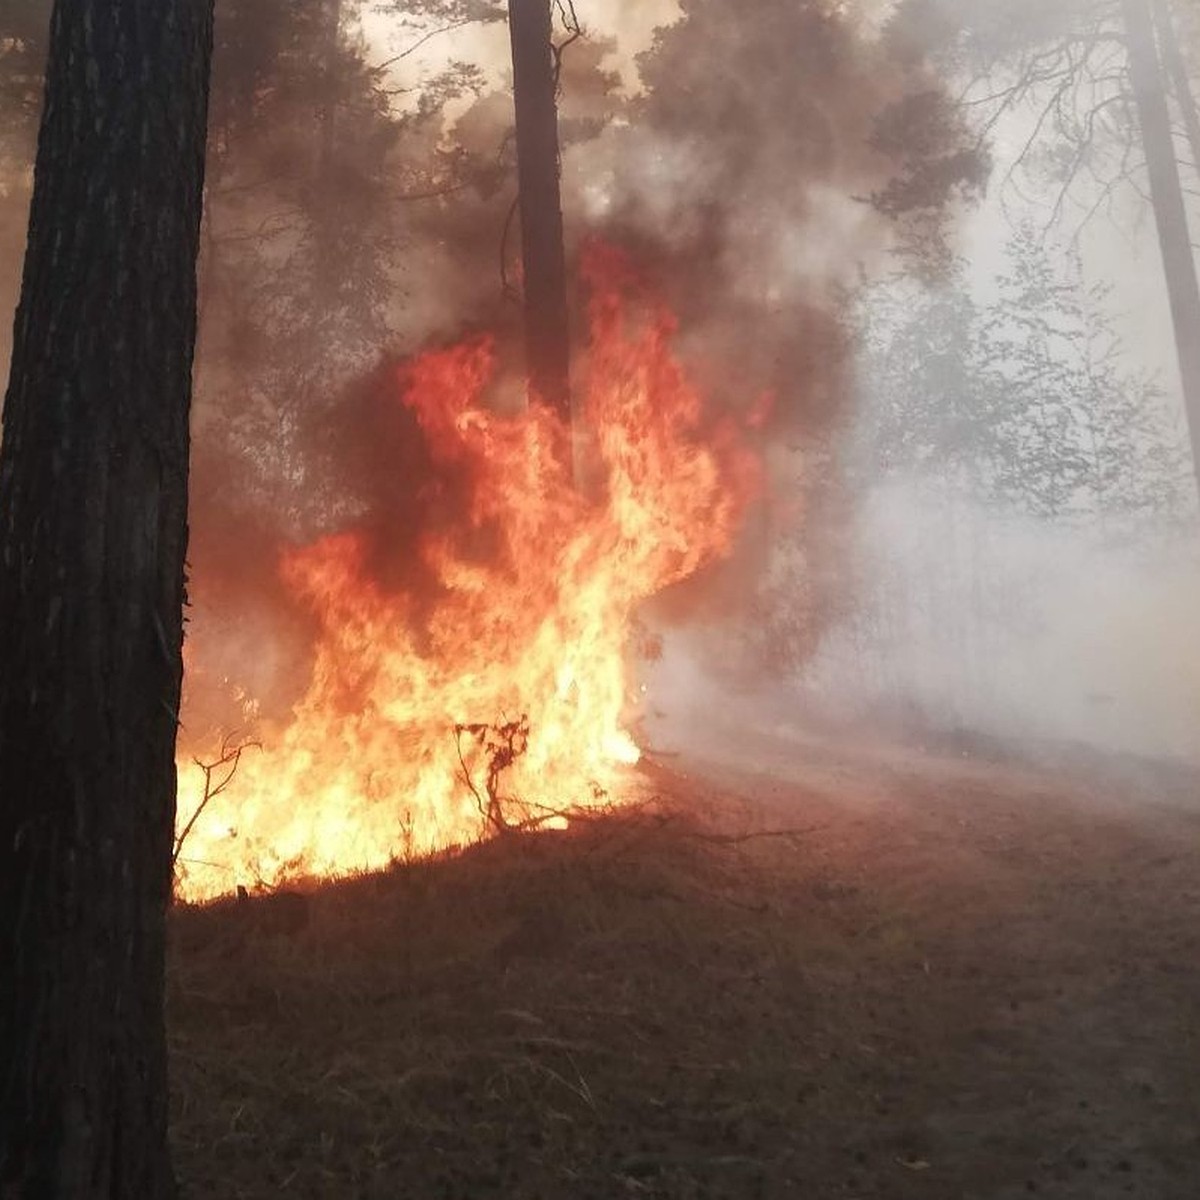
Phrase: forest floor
[{"left": 168, "top": 726, "right": 1200, "bottom": 1199}]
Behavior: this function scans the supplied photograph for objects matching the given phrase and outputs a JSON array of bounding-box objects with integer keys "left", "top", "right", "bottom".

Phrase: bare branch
[
  {"left": 370, "top": 17, "right": 481, "bottom": 74},
  {"left": 173, "top": 735, "right": 261, "bottom": 872}
]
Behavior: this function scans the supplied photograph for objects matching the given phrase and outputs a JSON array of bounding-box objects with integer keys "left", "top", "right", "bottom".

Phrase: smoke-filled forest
[{"left": 2, "top": 1, "right": 1200, "bottom": 1197}]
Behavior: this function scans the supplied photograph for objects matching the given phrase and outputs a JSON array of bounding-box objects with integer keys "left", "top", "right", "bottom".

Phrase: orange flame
[{"left": 175, "top": 245, "right": 763, "bottom": 901}]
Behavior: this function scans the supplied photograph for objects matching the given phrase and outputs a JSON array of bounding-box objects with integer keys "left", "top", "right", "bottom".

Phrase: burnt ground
[{"left": 168, "top": 730, "right": 1200, "bottom": 1199}]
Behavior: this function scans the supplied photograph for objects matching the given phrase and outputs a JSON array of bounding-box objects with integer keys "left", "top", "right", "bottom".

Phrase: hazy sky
[{"left": 360, "top": 0, "right": 684, "bottom": 98}]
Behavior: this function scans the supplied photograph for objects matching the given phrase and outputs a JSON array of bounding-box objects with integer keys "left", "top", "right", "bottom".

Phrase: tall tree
[
  {"left": 1121, "top": 0, "right": 1200, "bottom": 497},
  {"left": 893, "top": 0, "right": 1200, "bottom": 499},
  {"left": 0, "top": 0, "right": 214, "bottom": 1194},
  {"left": 508, "top": 0, "right": 572, "bottom": 423},
  {"left": 1152, "top": 0, "right": 1200, "bottom": 180}
]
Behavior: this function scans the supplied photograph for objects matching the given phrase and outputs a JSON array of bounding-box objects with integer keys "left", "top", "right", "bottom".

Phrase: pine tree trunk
[
  {"left": 1153, "top": 0, "right": 1200, "bottom": 178},
  {"left": 508, "top": 0, "right": 572, "bottom": 424},
  {"left": 316, "top": 0, "right": 344, "bottom": 294},
  {"left": 0, "top": 0, "right": 213, "bottom": 1195},
  {"left": 1122, "top": 0, "right": 1200, "bottom": 500}
]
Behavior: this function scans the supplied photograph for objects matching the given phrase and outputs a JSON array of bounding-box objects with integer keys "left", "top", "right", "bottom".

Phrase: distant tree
[
  {"left": 1120, "top": 0, "right": 1200, "bottom": 499},
  {"left": 1152, "top": 0, "right": 1200, "bottom": 171},
  {"left": 199, "top": 0, "right": 438, "bottom": 414},
  {"left": 193, "top": 0, "right": 494, "bottom": 498},
  {"left": 889, "top": 0, "right": 1200, "bottom": 498},
  {"left": 858, "top": 225, "right": 1192, "bottom": 526},
  {"left": 0, "top": 0, "right": 213, "bottom": 1194},
  {"left": 855, "top": 265, "right": 994, "bottom": 494},
  {"left": 977, "top": 226, "right": 1096, "bottom": 517}
]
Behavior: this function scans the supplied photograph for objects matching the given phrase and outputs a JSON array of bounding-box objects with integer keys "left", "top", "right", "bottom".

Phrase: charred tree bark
[
  {"left": 1121, "top": 0, "right": 1200, "bottom": 499},
  {"left": 0, "top": 0, "right": 213, "bottom": 1196},
  {"left": 508, "top": 0, "right": 572, "bottom": 424}
]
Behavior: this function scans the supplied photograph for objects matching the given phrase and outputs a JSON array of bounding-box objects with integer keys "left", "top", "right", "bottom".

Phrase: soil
[{"left": 168, "top": 728, "right": 1200, "bottom": 1198}]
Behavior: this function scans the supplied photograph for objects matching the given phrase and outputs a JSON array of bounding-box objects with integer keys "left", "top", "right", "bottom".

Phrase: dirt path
[
  {"left": 169, "top": 734, "right": 1200, "bottom": 1198},
  {"left": 667, "top": 733, "right": 1200, "bottom": 1198}
]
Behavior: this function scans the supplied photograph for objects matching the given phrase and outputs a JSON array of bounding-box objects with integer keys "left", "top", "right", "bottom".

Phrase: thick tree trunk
[
  {"left": 508, "top": 0, "right": 572, "bottom": 424},
  {"left": 1122, "top": 0, "right": 1200, "bottom": 500},
  {"left": 0, "top": 0, "right": 213, "bottom": 1196}
]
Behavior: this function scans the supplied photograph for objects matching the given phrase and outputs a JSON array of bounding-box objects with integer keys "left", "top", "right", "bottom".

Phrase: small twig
[
  {"left": 369, "top": 18, "right": 479, "bottom": 75},
  {"left": 454, "top": 716, "right": 531, "bottom": 831},
  {"left": 550, "top": 1, "right": 583, "bottom": 94},
  {"left": 173, "top": 735, "right": 260, "bottom": 870},
  {"left": 454, "top": 724, "right": 493, "bottom": 824}
]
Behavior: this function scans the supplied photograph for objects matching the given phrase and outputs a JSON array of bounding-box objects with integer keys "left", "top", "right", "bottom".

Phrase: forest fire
[{"left": 173, "top": 247, "right": 766, "bottom": 901}]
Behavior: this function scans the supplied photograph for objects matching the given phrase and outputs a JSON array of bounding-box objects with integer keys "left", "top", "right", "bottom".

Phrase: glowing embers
[{"left": 174, "top": 245, "right": 762, "bottom": 901}]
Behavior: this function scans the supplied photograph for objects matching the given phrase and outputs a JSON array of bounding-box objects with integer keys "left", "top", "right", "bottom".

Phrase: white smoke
[{"left": 645, "top": 480, "right": 1200, "bottom": 766}]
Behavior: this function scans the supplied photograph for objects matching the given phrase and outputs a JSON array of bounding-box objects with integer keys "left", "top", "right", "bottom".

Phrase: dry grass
[
  {"left": 169, "top": 778, "right": 832, "bottom": 1200},
  {"left": 168, "top": 754, "right": 1200, "bottom": 1199}
]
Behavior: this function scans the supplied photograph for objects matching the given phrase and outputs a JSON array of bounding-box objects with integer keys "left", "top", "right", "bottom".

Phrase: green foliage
[
  {"left": 190, "top": 0, "right": 509, "bottom": 529},
  {"left": 858, "top": 225, "right": 1193, "bottom": 528},
  {"left": 857, "top": 267, "right": 995, "bottom": 491}
]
